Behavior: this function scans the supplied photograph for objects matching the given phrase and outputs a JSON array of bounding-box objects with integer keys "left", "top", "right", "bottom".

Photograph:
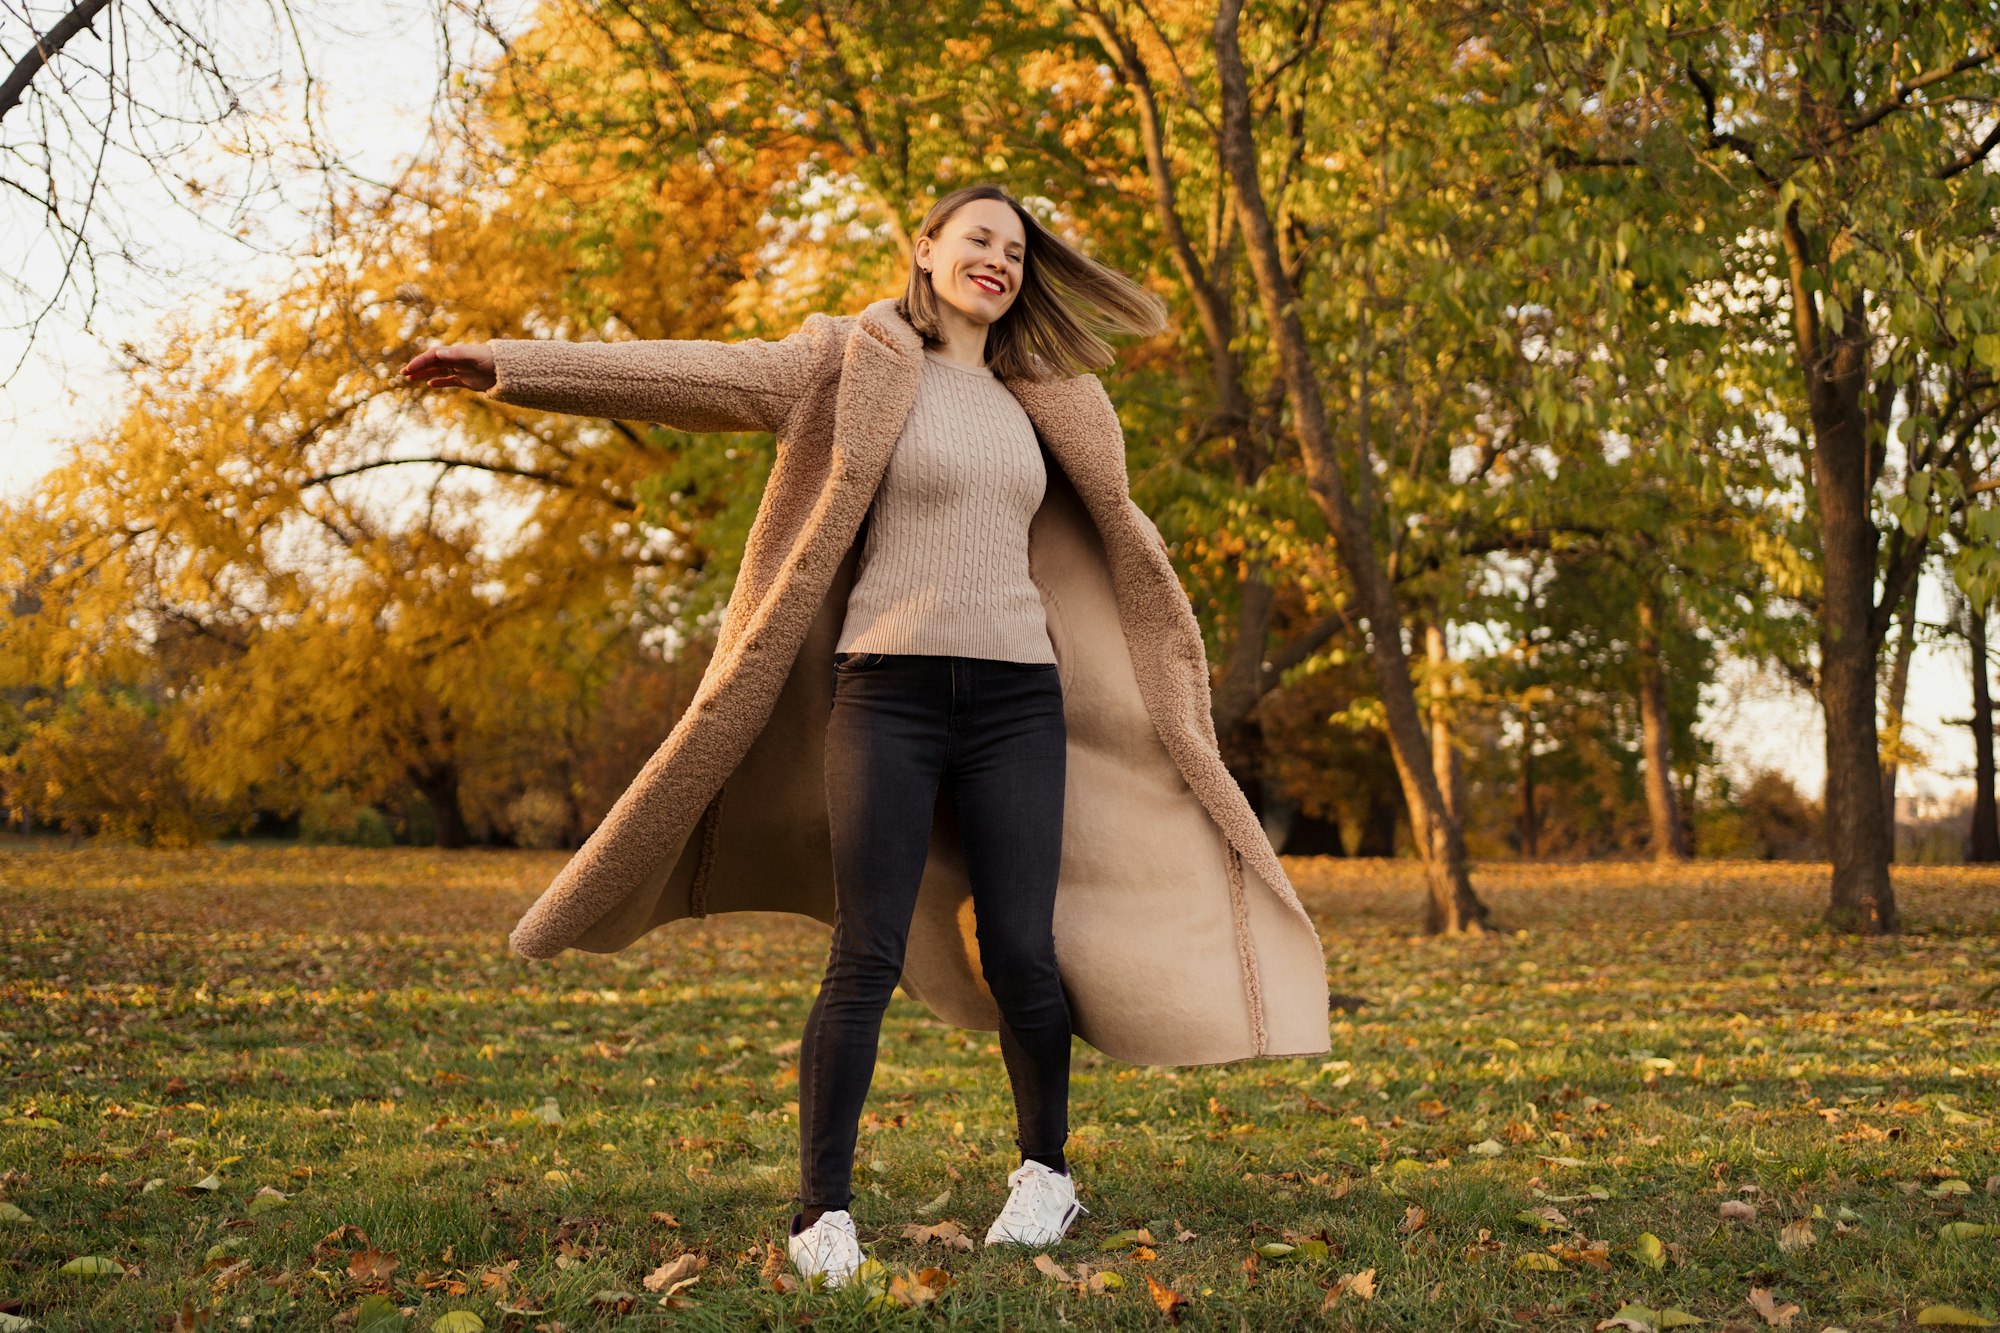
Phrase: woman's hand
[{"left": 401, "top": 343, "right": 497, "bottom": 392}]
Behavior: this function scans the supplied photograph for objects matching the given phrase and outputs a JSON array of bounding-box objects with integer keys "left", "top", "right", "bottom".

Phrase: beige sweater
[{"left": 834, "top": 348, "right": 1057, "bottom": 663}]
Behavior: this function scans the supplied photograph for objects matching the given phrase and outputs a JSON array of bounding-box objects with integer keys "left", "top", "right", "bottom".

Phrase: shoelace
[
  {"left": 998, "top": 1168, "right": 1086, "bottom": 1231},
  {"left": 797, "top": 1215, "right": 857, "bottom": 1270}
]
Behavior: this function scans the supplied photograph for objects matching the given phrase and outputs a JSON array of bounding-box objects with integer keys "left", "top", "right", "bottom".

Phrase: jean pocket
[{"left": 834, "top": 651, "right": 889, "bottom": 673}]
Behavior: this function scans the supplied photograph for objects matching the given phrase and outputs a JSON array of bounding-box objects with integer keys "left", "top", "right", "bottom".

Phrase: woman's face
[{"left": 918, "top": 198, "right": 1026, "bottom": 326}]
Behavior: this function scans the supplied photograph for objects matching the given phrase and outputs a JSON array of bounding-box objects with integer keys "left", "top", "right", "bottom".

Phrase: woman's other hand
[{"left": 401, "top": 343, "right": 497, "bottom": 392}]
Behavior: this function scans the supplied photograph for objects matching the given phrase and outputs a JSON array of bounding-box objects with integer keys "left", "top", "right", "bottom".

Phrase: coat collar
[{"left": 851, "top": 296, "right": 1128, "bottom": 503}]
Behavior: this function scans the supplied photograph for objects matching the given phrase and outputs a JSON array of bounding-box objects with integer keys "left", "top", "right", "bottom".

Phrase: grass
[{"left": 1, "top": 847, "right": 1997, "bottom": 1330}]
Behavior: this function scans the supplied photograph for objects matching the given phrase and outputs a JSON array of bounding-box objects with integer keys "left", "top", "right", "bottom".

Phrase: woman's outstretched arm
[{"left": 401, "top": 313, "right": 833, "bottom": 435}]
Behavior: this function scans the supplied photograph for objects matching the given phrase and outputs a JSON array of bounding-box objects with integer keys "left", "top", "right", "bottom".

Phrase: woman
[{"left": 401, "top": 184, "right": 1331, "bottom": 1290}]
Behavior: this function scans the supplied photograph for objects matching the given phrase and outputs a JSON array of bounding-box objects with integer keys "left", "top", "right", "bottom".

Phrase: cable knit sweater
[{"left": 833, "top": 347, "right": 1057, "bottom": 663}]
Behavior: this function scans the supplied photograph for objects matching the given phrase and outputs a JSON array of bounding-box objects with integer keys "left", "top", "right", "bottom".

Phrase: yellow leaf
[{"left": 1916, "top": 1308, "right": 1998, "bottom": 1327}]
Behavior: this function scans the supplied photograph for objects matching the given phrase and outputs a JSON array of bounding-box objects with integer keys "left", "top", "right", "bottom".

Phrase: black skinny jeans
[{"left": 796, "top": 651, "right": 1072, "bottom": 1213}]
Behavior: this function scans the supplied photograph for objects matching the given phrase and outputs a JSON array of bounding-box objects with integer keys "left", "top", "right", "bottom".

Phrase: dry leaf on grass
[
  {"left": 1748, "top": 1285, "right": 1800, "bottom": 1327},
  {"left": 346, "top": 1249, "right": 399, "bottom": 1282},
  {"left": 900, "top": 1219, "right": 974, "bottom": 1251},
  {"left": 1145, "top": 1272, "right": 1189, "bottom": 1322},
  {"left": 1321, "top": 1267, "right": 1378, "bottom": 1308},
  {"left": 1033, "top": 1253, "right": 1074, "bottom": 1283},
  {"left": 640, "top": 1253, "right": 703, "bottom": 1293},
  {"left": 885, "top": 1268, "right": 954, "bottom": 1307}
]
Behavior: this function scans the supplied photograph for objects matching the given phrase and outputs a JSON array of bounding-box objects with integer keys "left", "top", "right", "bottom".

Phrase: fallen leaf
[
  {"left": 1033, "top": 1254, "right": 1075, "bottom": 1283},
  {"left": 1747, "top": 1286, "right": 1799, "bottom": 1327},
  {"left": 1915, "top": 1308, "right": 1997, "bottom": 1327},
  {"left": 899, "top": 1219, "right": 974, "bottom": 1252},
  {"left": 1718, "top": 1200, "right": 1757, "bottom": 1222},
  {"left": 58, "top": 1256, "right": 125, "bottom": 1276},
  {"left": 348, "top": 1293, "right": 404, "bottom": 1332},
  {"left": 1145, "top": 1272, "right": 1188, "bottom": 1321},
  {"left": 347, "top": 1249, "right": 400, "bottom": 1282},
  {"left": 1778, "top": 1218, "right": 1816, "bottom": 1251},
  {"left": 640, "top": 1254, "right": 701, "bottom": 1292},
  {"left": 1345, "top": 1268, "right": 1377, "bottom": 1299},
  {"left": 1100, "top": 1228, "right": 1155, "bottom": 1250},
  {"left": 1516, "top": 1206, "right": 1572, "bottom": 1232},
  {"left": 1939, "top": 1223, "right": 2000, "bottom": 1242},
  {"left": 1596, "top": 1303, "right": 1659, "bottom": 1331},
  {"left": 885, "top": 1267, "right": 952, "bottom": 1307}
]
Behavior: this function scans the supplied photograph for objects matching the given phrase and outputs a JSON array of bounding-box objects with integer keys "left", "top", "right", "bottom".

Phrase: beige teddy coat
[{"left": 486, "top": 297, "right": 1330, "bottom": 1065}]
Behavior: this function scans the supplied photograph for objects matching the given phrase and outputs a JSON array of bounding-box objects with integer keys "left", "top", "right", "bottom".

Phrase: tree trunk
[
  {"left": 1636, "top": 593, "right": 1691, "bottom": 861},
  {"left": 1212, "top": 0, "right": 1489, "bottom": 934},
  {"left": 1970, "top": 597, "right": 2000, "bottom": 862},
  {"left": 1779, "top": 241, "right": 1896, "bottom": 929},
  {"left": 1426, "top": 622, "right": 1467, "bottom": 828},
  {"left": 1518, "top": 707, "right": 1540, "bottom": 860},
  {"left": 1357, "top": 785, "right": 1400, "bottom": 857},
  {"left": 412, "top": 763, "right": 469, "bottom": 849},
  {"left": 1880, "top": 571, "right": 1919, "bottom": 859}
]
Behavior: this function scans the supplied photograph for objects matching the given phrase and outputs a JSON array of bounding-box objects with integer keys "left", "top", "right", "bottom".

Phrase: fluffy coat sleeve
[{"left": 484, "top": 312, "right": 834, "bottom": 435}]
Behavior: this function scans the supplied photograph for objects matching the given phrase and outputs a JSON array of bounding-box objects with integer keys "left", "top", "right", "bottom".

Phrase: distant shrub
[
  {"left": 507, "top": 787, "right": 571, "bottom": 850},
  {"left": 298, "top": 791, "right": 393, "bottom": 847},
  {"left": 0, "top": 689, "right": 224, "bottom": 847},
  {"left": 1696, "top": 768, "right": 1824, "bottom": 860},
  {"left": 387, "top": 791, "right": 437, "bottom": 846}
]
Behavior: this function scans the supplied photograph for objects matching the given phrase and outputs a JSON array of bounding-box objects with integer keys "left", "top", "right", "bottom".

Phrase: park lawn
[{"left": 0, "top": 849, "right": 1996, "bottom": 1331}]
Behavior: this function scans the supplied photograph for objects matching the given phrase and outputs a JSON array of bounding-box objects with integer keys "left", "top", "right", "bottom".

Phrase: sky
[{"left": 0, "top": 1, "right": 1976, "bottom": 813}]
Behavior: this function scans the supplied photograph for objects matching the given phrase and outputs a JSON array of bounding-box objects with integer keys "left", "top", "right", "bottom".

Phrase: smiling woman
[
  {"left": 894, "top": 184, "right": 1168, "bottom": 382},
  {"left": 390, "top": 183, "right": 1336, "bottom": 1295}
]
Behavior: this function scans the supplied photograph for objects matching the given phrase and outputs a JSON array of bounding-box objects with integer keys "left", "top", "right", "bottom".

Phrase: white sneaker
[
  {"left": 788, "top": 1208, "right": 864, "bottom": 1288},
  {"left": 984, "top": 1160, "right": 1088, "bottom": 1247}
]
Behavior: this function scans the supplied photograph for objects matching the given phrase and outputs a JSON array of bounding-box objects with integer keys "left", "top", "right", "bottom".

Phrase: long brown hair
[{"left": 894, "top": 183, "right": 1168, "bottom": 382}]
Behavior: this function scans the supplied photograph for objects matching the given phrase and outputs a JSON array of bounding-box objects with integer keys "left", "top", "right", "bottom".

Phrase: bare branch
[{"left": 0, "top": 0, "right": 113, "bottom": 122}]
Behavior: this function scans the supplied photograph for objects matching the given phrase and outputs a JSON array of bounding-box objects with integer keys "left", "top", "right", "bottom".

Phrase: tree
[
  {"left": 1524, "top": 1, "right": 2000, "bottom": 930},
  {"left": 0, "top": 0, "right": 368, "bottom": 369}
]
